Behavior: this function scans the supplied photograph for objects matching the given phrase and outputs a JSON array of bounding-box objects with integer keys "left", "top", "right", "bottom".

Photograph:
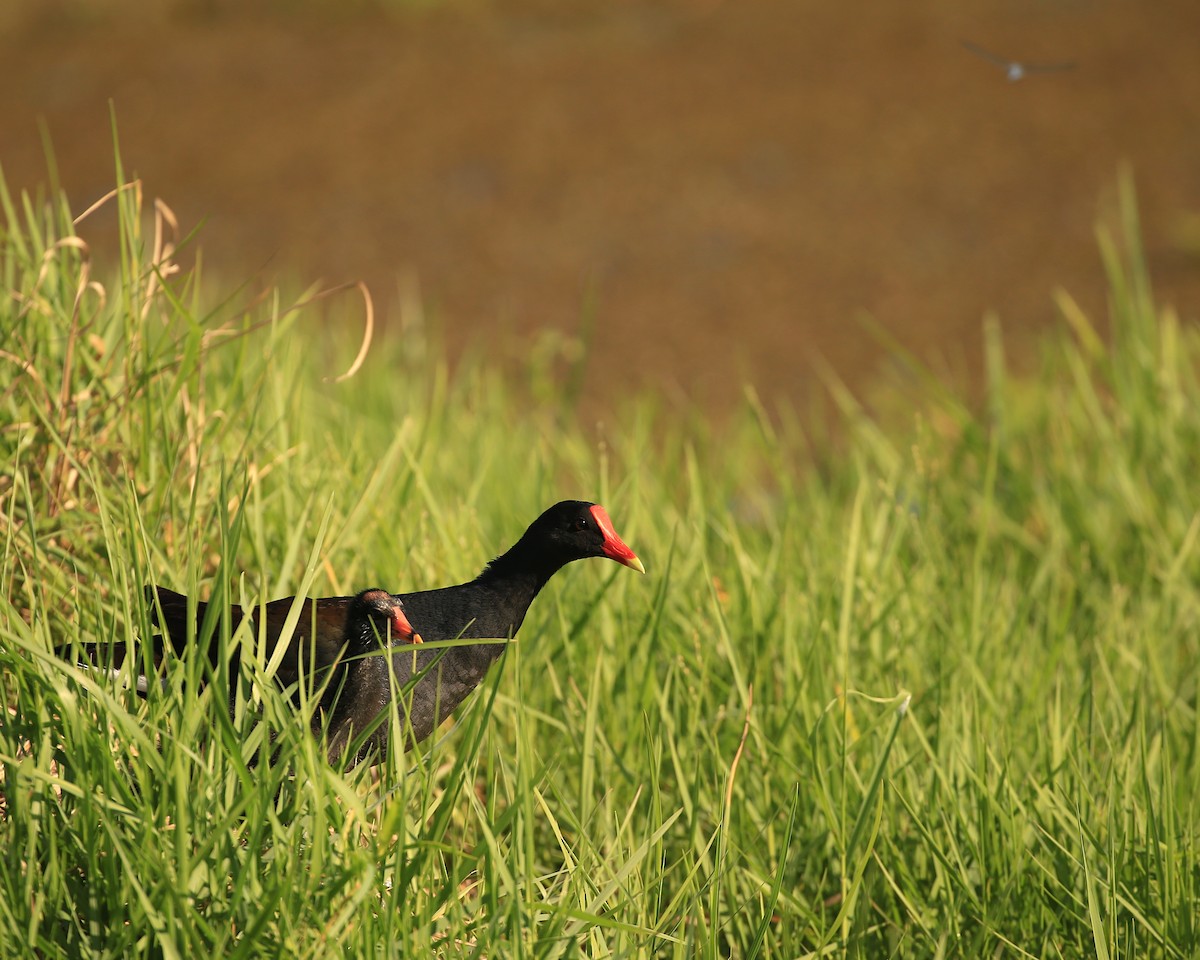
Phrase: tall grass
[{"left": 1, "top": 163, "right": 1197, "bottom": 958}]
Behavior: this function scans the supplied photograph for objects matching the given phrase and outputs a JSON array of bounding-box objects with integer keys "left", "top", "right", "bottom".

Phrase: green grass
[{"left": 2, "top": 159, "right": 1198, "bottom": 959}]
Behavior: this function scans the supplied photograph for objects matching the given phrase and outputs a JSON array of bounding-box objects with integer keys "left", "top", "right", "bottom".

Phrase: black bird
[
  {"left": 141, "top": 586, "right": 419, "bottom": 763},
  {"left": 146, "top": 500, "right": 644, "bottom": 762},
  {"left": 145, "top": 584, "right": 419, "bottom": 686},
  {"left": 960, "top": 40, "right": 1076, "bottom": 82},
  {"left": 383, "top": 500, "right": 644, "bottom": 750},
  {"left": 71, "top": 587, "right": 417, "bottom": 764},
  {"left": 317, "top": 589, "right": 418, "bottom": 764}
]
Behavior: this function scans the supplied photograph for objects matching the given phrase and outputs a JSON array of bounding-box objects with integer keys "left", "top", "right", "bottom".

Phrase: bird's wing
[
  {"left": 961, "top": 40, "right": 1076, "bottom": 76},
  {"left": 256, "top": 596, "right": 355, "bottom": 686},
  {"left": 961, "top": 40, "right": 1012, "bottom": 68},
  {"left": 1024, "top": 59, "right": 1076, "bottom": 74}
]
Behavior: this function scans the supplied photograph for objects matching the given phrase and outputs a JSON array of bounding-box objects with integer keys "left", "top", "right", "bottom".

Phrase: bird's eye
[{"left": 573, "top": 517, "right": 589, "bottom": 532}]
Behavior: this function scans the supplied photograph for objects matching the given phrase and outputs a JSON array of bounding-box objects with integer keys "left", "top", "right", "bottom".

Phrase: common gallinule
[{"left": 145, "top": 500, "right": 643, "bottom": 762}]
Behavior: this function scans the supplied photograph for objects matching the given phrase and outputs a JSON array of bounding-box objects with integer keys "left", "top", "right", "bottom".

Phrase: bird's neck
[{"left": 473, "top": 539, "right": 567, "bottom": 633}]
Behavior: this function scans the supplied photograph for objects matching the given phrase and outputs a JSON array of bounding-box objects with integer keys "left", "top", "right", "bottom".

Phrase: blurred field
[{"left": 3, "top": 0, "right": 1200, "bottom": 414}]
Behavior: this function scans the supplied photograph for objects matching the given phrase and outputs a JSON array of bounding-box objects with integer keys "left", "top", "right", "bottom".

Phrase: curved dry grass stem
[
  {"left": 724, "top": 683, "right": 753, "bottom": 817},
  {"left": 0, "top": 350, "right": 48, "bottom": 404},
  {"left": 284, "top": 280, "right": 376, "bottom": 383},
  {"left": 35, "top": 236, "right": 88, "bottom": 287},
  {"left": 326, "top": 281, "right": 375, "bottom": 383},
  {"left": 16, "top": 238, "right": 95, "bottom": 323},
  {"left": 143, "top": 197, "right": 180, "bottom": 321},
  {"left": 72, "top": 179, "right": 142, "bottom": 226},
  {"left": 41, "top": 237, "right": 96, "bottom": 429}
]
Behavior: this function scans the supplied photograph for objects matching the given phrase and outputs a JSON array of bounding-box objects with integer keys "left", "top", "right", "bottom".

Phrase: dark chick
[
  {"left": 75, "top": 586, "right": 419, "bottom": 764},
  {"left": 145, "top": 584, "right": 418, "bottom": 687},
  {"left": 147, "top": 586, "right": 420, "bottom": 761},
  {"left": 321, "top": 589, "right": 419, "bottom": 765}
]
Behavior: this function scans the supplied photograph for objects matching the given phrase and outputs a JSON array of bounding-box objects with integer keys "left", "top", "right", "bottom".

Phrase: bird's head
[
  {"left": 353, "top": 589, "right": 421, "bottom": 644},
  {"left": 525, "top": 500, "right": 646, "bottom": 573}
]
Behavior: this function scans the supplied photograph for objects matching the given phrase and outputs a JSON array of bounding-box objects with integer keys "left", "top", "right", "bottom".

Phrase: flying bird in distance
[{"left": 960, "top": 40, "right": 1076, "bottom": 82}]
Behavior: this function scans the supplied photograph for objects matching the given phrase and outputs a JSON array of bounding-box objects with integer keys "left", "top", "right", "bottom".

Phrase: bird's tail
[
  {"left": 69, "top": 640, "right": 158, "bottom": 693},
  {"left": 68, "top": 586, "right": 216, "bottom": 693}
]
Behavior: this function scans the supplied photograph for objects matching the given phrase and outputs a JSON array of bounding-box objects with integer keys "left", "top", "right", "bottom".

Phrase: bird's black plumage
[
  {"left": 321, "top": 589, "right": 413, "bottom": 764},
  {"left": 378, "top": 500, "right": 644, "bottom": 749},
  {"left": 140, "top": 500, "right": 643, "bottom": 763}
]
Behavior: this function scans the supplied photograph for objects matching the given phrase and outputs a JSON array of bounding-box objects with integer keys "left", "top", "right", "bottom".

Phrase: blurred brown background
[{"left": 3, "top": 0, "right": 1199, "bottom": 415}]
